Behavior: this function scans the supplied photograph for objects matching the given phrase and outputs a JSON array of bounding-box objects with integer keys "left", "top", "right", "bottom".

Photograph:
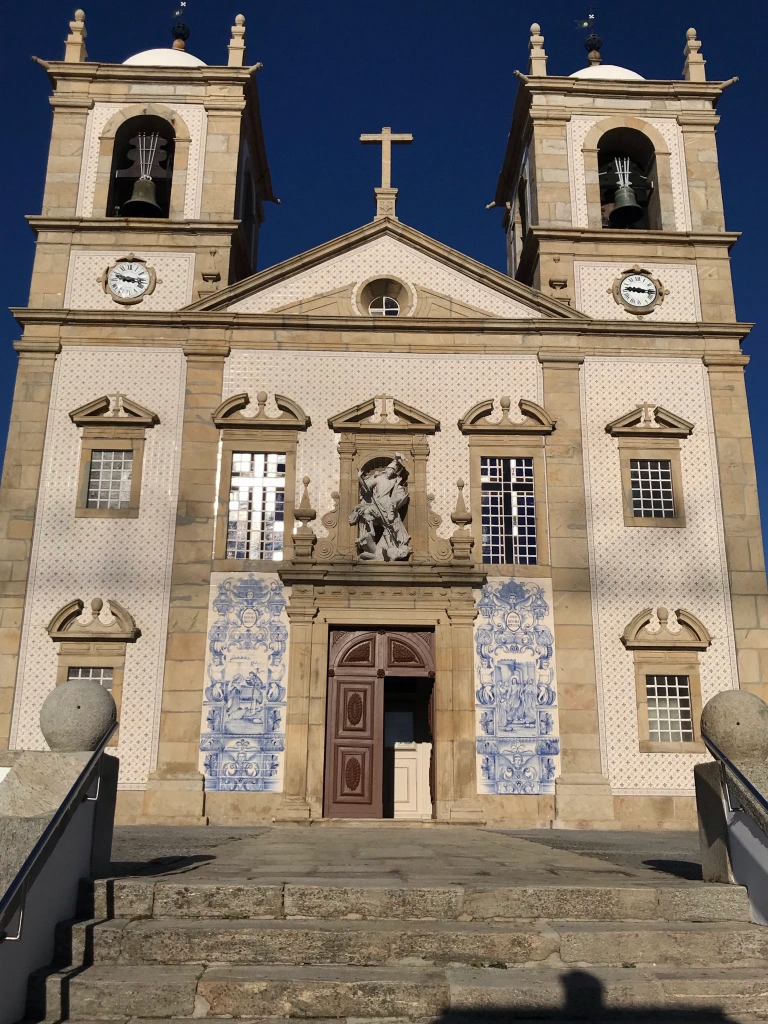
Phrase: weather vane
[
  {"left": 576, "top": 5, "right": 602, "bottom": 61},
  {"left": 172, "top": 1, "right": 191, "bottom": 48}
]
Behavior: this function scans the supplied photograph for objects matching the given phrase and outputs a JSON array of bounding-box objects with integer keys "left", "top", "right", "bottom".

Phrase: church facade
[{"left": 0, "top": 12, "right": 764, "bottom": 828}]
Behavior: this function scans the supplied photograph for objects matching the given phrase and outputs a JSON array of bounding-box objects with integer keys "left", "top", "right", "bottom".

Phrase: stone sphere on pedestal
[
  {"left": 700, "top": 690, "right": 768, "bottom": 761},
  {"left": 39, "top": 679, "right": 116, "bottom": 752}
]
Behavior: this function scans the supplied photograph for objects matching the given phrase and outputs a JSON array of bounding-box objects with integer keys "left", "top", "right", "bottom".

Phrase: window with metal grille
[
  {"left": 86, "top": 450, "right": 133, "bottom": 509},
  {"left": 630, "top": 458, "right": 674, "bottom": 518},
  {"left": 645, "top": 674, "right": 694, "bottom": 742},
  {"left": 227, "top": 452, "right": 286, "bottom": 560},
  {"left": 67, "top": 666, "right": 114, "bottom": 691},
  {"left": 480, "top": 456, "right": 537, "bottom": 564}
]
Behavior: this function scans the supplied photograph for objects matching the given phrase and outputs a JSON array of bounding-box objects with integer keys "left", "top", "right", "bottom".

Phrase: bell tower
[
  {"left": 491, "top": 23, "right": 739, "bottom": 324},
  {"left": 26, "top": 9, "right": 276, "bottom": 314}
]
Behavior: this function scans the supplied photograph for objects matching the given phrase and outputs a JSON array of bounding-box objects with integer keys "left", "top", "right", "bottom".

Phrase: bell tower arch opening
[
  {"left": 107, "top": 115, "right": 176, "bottom": 218},
  {"left": 597, "top": 127, "right": 660, "bottom": 230}
]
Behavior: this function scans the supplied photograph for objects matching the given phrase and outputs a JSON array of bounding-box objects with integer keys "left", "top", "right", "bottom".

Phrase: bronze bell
[
  {"left": 122, "top": 176, "right": 162, "bottom": 217},
  {"left": 609, "top": 185, "right": 643, "bottom": 228}
]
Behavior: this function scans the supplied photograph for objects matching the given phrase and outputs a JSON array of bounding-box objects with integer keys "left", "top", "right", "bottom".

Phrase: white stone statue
[{"left": 350, "top": 453, "right": 411, "bottom": 561}]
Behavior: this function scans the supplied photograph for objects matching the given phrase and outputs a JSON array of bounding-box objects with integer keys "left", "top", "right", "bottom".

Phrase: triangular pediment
[
  {"left": 329, "top": 396, "right": 440, "bottom": 434},
  {"left": 606, "top": 404, "right": 694, "bottom": 438},
  {"left": 70, "top": 393, "right": 159, "bottom": 428},
  {"left": 186, "top": 220, "right": 585, "bottom": 322}
]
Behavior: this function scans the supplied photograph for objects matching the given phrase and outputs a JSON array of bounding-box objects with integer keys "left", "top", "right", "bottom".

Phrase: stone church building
[{"left": 0, "top": 11, "right": 764, "bottom": 829}]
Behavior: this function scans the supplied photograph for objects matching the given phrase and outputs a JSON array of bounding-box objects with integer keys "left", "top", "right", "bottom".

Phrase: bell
[
  {"left": 121, "top": 176, "right": 162, "bottom": 217},
  {"left": 609, "top": 185, "right": 643, "bottom": 228}
]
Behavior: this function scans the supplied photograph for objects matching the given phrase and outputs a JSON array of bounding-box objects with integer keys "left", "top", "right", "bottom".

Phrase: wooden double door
[{"left": 323, "top": 629, "right": 435, "bottom": 819}]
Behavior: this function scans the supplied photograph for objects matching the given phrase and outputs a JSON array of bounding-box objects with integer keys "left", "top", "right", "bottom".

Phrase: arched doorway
[{"left": 323, "top": 629, "right": 435, "bottom": 819}]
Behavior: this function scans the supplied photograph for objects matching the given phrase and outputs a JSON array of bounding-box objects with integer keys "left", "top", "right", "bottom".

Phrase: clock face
[
  {"left": 107, "top": 261, "right": 151, "bottom": 301},
  {"left": 619, "top": 273, "right": 657, "bottom": 309}
]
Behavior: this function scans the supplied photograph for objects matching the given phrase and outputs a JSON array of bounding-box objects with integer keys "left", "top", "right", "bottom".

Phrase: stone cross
[{"left": 359, "top": 127, "right": 413, "bottom": 219}]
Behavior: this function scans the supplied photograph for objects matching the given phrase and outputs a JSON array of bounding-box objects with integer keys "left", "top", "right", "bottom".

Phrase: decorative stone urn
[{"left": 39, "top": 677, "right": 116, "bottom": 752}]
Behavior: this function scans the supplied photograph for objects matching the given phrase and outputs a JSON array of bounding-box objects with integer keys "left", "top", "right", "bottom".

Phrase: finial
[
  {"left": 528, "top": 22, "right": 548, "bottom": 77},
  {"left": 228, "top": 13, "right": 246, "bottom": 67},
  {"left": 450, "top": 479, "right": 474, "bottom": 564},
  {"left": 585, "top": 31, "right": 602, "bottom": 66},
  {"left": 64, "top": 8, "right": 87, "bottom": 63},
  {"left": 172, "top": 3, "right": 190, "bottom": 51},
  {"left": 293, "top": 477, "right": 317, "bottom": 561},
  {"left": 683, "top": 26, "right": 706, "bottom": 82}
]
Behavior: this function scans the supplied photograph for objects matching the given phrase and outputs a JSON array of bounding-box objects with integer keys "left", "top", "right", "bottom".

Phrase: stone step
[
  {"left": 72, "top": 915, "right": 768, "bottom": 968},
  {"left": 45, "top": 963, "right": 768, "bottom": 1020},
  {"left": 85, "top": 877, "right": 752, "bottom": 923}
]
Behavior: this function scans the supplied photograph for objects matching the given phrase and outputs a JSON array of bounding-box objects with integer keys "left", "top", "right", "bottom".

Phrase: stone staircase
[{"left": 26, "top": 876, "right": 768, "bottom": 1022}]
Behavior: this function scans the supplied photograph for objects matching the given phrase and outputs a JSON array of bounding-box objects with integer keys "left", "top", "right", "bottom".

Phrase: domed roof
[
  {"left": 570, "top": 64, "right": 644, "bottom": 81},
  {"left": 123, "top": 48, "right": 206, "bottom": 67}
]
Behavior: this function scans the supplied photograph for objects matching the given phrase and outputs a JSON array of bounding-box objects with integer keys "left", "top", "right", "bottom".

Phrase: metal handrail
[
  {"left": 0, "top": 723, "right": 117, "bottom": 942},
  {"left": 702, "top": 732, "right": 768, "bottom": 816}
]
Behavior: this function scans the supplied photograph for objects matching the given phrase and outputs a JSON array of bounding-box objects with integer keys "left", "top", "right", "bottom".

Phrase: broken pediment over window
[
  {"left": 606, "top": 403, "right": 693, "bottom": 439},
  {"left": 69, "top": 394, "right": 159, "bottom": 429},
  {"left": 47, "top": 598, "right": 140, "bottom": 643},
  {"left": 621, "top": 607, "right": 710, "bottom": 651},
  {"left": 458, "top": 397, "right": 556, "bottom": 435},
  {"left": 212, "top": 391, "right": 310, "bottom": 430},
  {"left": 328, "top": 395, "right": 440, "bottom": 434}
]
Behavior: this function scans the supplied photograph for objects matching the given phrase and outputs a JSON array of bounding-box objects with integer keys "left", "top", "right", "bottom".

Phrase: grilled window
[
  {"left": 86, "top": 450, "right": 133, "bottom": 509},
  {"left": 480, "top": 456, "right": 537, "bottom": 564},
  {"left": 630, "top": 458, "right": 674, "bottom": 518},
  {"left": 67, "top": 666, "right": 114, "bottom": 691},
  {"left": 645, "top": 674, "right": 694, "bottom": 743},
  {"left": 227, "top": 452, "right": 286, "bottom": 560}
]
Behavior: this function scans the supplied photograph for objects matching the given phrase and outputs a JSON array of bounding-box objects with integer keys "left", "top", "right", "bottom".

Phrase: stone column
[
  {"left": 432, "top": 619, "right": 455, "bottom": 819},
  {"left": 274, "top": 587, "right": 317, "bottom": 821},
  {"left": 141, "top": 340, "right": 228, "bottom": 825},
  {"left": 0, "top": 340, "right": 60, "bottom": 751},
  {"left": 704, "top": 354, "right": 768, "bottom": 705},
  {"left": 445, "top": 596, "right": 484, "bottom": 822},
  {"left": 539, "top": 350, "right": 616, "bottom": 828}
]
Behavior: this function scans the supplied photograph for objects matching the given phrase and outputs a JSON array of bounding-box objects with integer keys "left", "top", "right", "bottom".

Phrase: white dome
[
  {"left": 570, "top": 64, "right": 644, "bottom": 81},
  {"left": 123, "top": 48, "right": 206, "bottom": 67}
]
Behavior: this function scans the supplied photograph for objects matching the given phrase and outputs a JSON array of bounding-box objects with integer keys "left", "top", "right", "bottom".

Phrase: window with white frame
[
  {"left": 67, "top": 665, "right": 114, "bottom": 690},
  {"left": 227, "top": 452, "right": 286, "bottom": 559},
  {"left": 630, "top": 458, "right": 674, "bottom": 518},
  {"left": 480, "top": 456, "right": 536, "bottom": 564},
  {"left": 86, "top": 450, "right": 133, "bottom": 509},
  {"left": 645, "top": 674, "right": 694, "bottom": 743}
]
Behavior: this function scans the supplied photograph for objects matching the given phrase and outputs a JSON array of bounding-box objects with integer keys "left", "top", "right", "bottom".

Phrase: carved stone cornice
[
  {"left": 459, "top": 397, "right": 555, "bottom": 435},
  {"left": 279, "top": 563, "right": 487, "bottom": 589},
  {"left": 703, "top": 353, "right": 750, "bottom": 369},
  {"left": 329, "top": 396, "right": 439, "bottom": 434},
  {"left": 606, "top": 404, "right": 693, "bottom": 439}
]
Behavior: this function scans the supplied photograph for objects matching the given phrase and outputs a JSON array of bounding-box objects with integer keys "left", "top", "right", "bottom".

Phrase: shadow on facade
[{"left": 437, "top": 969, "right": 739, "bottom": 1022}]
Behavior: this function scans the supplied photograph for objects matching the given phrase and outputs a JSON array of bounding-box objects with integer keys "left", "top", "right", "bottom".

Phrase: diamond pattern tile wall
[
  {"left": 225, "top": 351, "right": 542, "bottom": 538},
  {"left": 10, "top": 347, "right": 186, "bottom": 789},
  {"left": 64, "top": 251, "right": 195, "bottom": 311},
  {"left": 581, "top": 357, "right": 737, "bottom": 795},
  {"left": 574, "top": 262, "right": 701, "bottom": 322},
  {"left": 228, "top": 235, "right": 542, "bottom": 318}
]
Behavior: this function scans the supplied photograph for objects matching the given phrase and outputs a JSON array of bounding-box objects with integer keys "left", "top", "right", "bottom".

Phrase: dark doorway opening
[{"left": 382, "top": 676, "right": 434, "bottom": 818}]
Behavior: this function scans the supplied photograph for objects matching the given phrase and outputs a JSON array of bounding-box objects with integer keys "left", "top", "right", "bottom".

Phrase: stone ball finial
[
  {"left": 39, "top": 678, "right": 116, "bottom": 753},
  {"left": 74, "top": 9, "right": 85, "bottom": 20},
  {"left": 302, "top": 476, "right": 311, "bottom": 486},
  {"left": 236, "top": 13, "right": 246, "bottom": 25},
  {"left": 457, "top": 478, "right": 465, "bottom": 489},
  {"left": 500, "top": 396, "right": 512, "bottom": 412},
  {"left": 91, "top": 597, "right": 103, "bottom": 613},
  {"left": 256, "top": 390, "right": 268, "bottom": 405},
  {"left": 530, "top": 23, "right": 541, "bottom": 35},
  {"left": 687, "top": 27, "right": 697, "bottom": 39},
  {"left": 701, "top": 690, "right": 768, "bottom": 761}
]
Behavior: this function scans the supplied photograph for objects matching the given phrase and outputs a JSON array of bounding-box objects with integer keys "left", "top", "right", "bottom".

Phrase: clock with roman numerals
[
  {"left": 99, "top": 255, "right": 157, "bottom": 305},
  {"left": 611, "top": 266, "right": 667, "bottom": 315}
]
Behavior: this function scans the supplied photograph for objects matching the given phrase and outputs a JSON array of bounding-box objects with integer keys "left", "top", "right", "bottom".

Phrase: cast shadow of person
[{"left": 438, "top": 968, "right": 740, "bottom": 1022}]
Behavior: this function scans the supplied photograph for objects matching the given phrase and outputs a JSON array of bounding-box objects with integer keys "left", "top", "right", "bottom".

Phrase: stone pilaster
[
  {"left": 0, "top": 340, "right": 60, "bottom": 751},
  {"left": 141, "top": 340, "right": 228, "bottom": 825},
  {"left": 539, "top": 350, "right": 616, "bottom": 828},
  {"left": 274, "top": 589, "right": 317, "bottom": 821},
  {"left": 704, "top": 354, "right": 768, "bottom": 705},
  {"left": 444, "top": 597, "right": 484, "bottom": 822}
]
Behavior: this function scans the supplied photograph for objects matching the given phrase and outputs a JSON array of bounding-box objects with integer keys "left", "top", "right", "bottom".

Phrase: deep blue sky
[{"left": 2, "top": 1, "right": 767, "bottom": 530}]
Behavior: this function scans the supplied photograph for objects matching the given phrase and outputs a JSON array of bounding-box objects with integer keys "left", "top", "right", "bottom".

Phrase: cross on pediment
[{"left": 360, "top": 126, "right": 413, "bottom": 220}]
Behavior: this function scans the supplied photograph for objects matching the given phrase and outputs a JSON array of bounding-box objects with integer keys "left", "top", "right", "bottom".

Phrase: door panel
[{"left": 324, "top": 630, "right": 434, "bottom": 819}]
